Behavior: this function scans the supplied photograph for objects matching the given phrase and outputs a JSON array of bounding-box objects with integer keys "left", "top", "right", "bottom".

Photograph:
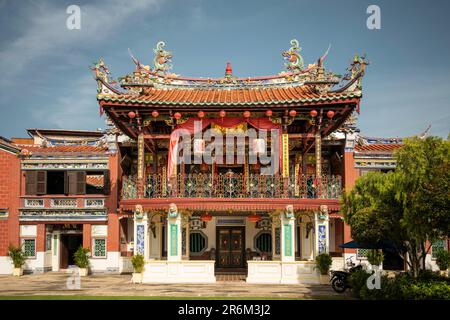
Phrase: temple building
[
  {"left": 0, "top": 40, "right": 445, "bottom": 282},
  {"left": 93, "top": 39, "right": 367, "bottom": 283}
]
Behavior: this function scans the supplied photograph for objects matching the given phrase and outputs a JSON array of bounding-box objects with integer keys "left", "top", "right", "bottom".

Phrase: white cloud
[
  {"left": 0, "top": 0, "right": 164, "bottom": 82},
  {"left": 0, "top": 0, "right": 165, "bottom": 131},
  {"left": 31, "top": 75, "right": 103, "bottom": 130}
]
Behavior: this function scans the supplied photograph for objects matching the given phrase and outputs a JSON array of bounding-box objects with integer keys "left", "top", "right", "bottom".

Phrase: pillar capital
[{"left": 134, "top": 204, "right": 144, "bottom": 220}]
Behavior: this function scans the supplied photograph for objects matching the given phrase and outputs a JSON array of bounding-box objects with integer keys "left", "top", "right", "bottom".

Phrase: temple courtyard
[{"left": 0, "top": 273, "right": 345, "bottom": 299}]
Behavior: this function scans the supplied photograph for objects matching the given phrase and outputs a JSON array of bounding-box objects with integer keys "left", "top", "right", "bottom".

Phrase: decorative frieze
[
  {"left": 354, "top": 160, "right": 396, "bottom": 169},
  {"left": 21, "top": 162, "right": 108, "bottom": 170},
  {"left": 19, "top": 209, "right": 107, "bottom": 221},
  {"left": 24, "top": 199, "right": 45, "bottom": 208},
  {"left": 85, "top": 199, "right": 105, "bottom": 208},
  {"left": 50, "top": 199, "right": 77, "bottom": 208}
]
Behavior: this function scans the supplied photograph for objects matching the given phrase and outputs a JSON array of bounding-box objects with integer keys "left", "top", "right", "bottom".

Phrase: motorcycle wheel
[{"left": 331, "top": 278, "right": 347, "bottom": 293}]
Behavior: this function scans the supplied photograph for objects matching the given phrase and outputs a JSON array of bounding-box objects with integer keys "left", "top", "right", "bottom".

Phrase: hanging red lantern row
[
  {"left": 289, "top": 110, "right": 297, "bottom": 117},
  {"left": 151, "top": 110, "right": 159, "bottom": 118},
  {"left": 243, "top": 111, "right": 251, "bottom": 118},
  {"left": 219, "top": 110, "right": 226, "bottom": 118},
  {"left": 128, "top": 111, "right": 136, "bottom": 119},
  {"left": 310, "top": 109, "right": 318, "bottom": 117},
  {"left": 198, "top": 110, "right": 205, "bottom": 118},
  {"left": 200, "top": 213, "right": 213, "bottom": 222},
  {"left": 174, "top": 112, "right": 182, "bottom": 120},
  {"left": 248, "top": 214, "right": 262, "bottom": 223},
  {"left": 327, "top": 110, "right": 335, "bottom": 119},
  {"left": 265, "top": 109, "right": 273, "bottom": 117}
]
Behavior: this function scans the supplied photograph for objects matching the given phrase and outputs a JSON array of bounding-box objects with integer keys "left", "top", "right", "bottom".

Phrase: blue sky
[{"left": 0, "top": 0, "right": 449, "bottom": 138}]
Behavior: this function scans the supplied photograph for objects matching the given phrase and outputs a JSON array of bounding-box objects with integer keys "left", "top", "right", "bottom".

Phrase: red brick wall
[
  {"left": 36, "top": 224, "right": 46, "bottom": 252},
  {"left": 0, "top": 148, "right": 20, "bottom": 256},
  {"left": 83, "top": 223, "right": 91, "bottom": 249},
  {"left": 0, "top": 220, "right": 9, "bottom": 256},
  {"left": 342, "top": 151, "right": 358, "bottom": 254},
  {"left": 106, "top": 152, "right": 121, "bottom": 252}
]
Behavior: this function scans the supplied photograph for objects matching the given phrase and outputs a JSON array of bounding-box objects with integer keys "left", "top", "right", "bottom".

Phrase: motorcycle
[{"left": 330, "top": 257, "right": 363, "bottom": 293}]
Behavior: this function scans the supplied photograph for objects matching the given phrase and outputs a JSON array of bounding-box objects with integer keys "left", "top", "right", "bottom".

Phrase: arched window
[
  {"left": 255, "top": 232, "right": 272, "bottom": 253},
  {"left": 189, "top": 231, "right": 207, "bottom": 255}
]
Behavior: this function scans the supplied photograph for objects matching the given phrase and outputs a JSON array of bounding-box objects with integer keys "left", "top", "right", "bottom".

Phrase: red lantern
[
  {"left": 128, "top": 111, "right": 136, "bottom": 119},
  {"left": 248, "top": 214, "right": 262, "bottom": 223},
  {"left": 174, "top": 112, "right": 182, "bottom": 120},
  {"left": 243, "top": 111, "right": 251, "bottom": 118},
  {"left": 198, "top": 110, "right": 205, "bottom": 118},
  {"left": 310, "top": 109, "right": 318, "bottom": 117},
  {"left": 265, "top": 109, "right": 273, "bottom": 117},
  {"left": 327, "top": 110, "right": 335, "bottom": 119},
  {"left": 201, "top": 213, "right": 213, "bottom": 222},
  {"left": 219, "top": 110, "right": 226, "bottom": 118},
  {"left": 151, "top": 110, "right": 159, "bottom": 118},
  {"left": 289, "top": 110, "right": 297, "bottom": 117}
]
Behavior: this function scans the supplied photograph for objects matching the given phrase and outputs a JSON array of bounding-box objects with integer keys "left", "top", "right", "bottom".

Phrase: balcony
[
  {"left": 20, "top": 197, "right": 107, "bottom": 221},
  {"left": 121, "top": 173, "right": 342, "bottom": 200}
]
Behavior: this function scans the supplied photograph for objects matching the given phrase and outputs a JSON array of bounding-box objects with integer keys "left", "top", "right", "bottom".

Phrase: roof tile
[
  {"left": 100, "top": 84, "right": 360, "bottom": 107},
  {"left": 355, "top": 144, "right": 403, "bottom": 153}
]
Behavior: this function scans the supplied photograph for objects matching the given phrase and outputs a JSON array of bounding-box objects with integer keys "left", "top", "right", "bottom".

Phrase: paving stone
[{"left": 0, "top": 273, "right": 346, "bottom": 298}]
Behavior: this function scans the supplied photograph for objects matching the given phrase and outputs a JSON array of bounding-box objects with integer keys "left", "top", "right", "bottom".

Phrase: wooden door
[
  {"left": 60, "top": 235, "right": 69, "bottom": 269},
  {"left": 216, "top": 227, "right": 245, "bottom": 268}
]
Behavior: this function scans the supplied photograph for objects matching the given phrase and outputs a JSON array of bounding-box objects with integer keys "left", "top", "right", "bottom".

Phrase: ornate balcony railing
[{"left": 121, "top": 173, "right": 342, "bottom": 200}]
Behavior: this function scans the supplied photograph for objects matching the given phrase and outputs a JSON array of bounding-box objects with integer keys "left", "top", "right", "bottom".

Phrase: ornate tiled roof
[
  {"left": 86, "top": 175, "right": 104, "bottom": 187},
  {"left": 20, "top": 145, "right": 107, "bottom": 154},
  {"left": 0, "top": 136, "right": 21, "bottom": 154},
  {"left": 93, "top": 40, "right": 368, "bottom": 108},
  {"left": 98, "top": 85, "right": 362, "bottom": 107},
  {"left": 355, "top": 135, "right": 404, "bottom": 154},
  {"left": 354, "top": 143, "right": 403, "bottom": 153}
]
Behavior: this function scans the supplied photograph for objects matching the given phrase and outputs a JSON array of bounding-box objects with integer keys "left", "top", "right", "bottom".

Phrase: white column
[
  {"left": 167, "top": 203, "right": 182, "bottom": 261},
  {"left": 280, "top": 206, "right": 296, "bottom": 262},
  {"left": 51, "top": 232, "right": 60, "bottom": 271},
  {"left": 314, "top": 205, "right": 330, "bottom": 256},
  {"left": 143, "top": 213, "right": 150, "bottom": 260}
]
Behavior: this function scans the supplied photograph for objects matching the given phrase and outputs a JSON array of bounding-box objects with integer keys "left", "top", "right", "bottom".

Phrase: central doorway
[
  {"left": 216, "top": 226, "right": 245, "bottom": 271},
  {"left": 60, "top": 234, "right": 83, "bottom": 269}
]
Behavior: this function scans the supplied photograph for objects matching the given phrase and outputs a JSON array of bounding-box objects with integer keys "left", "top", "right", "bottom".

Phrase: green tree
[{"left": 342, "top": 136, "right": 450, "bottom": 277}]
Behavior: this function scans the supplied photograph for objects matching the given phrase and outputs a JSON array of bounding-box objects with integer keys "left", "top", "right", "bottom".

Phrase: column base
[{"left": 142, "top": 260, "right": 216, "bottom": 283}]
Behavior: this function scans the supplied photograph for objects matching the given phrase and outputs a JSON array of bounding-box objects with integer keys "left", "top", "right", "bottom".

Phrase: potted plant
[
  {"left": 74, "top": 246, "right": 90, "bottom": 277},
  {"left": 131, "top": 254, "right": 145, "bottom": 283},
  {"left": 8, "top": 245, "right": 26, "bottom": 276},
  {"left": 315, "top": 253, "right": 332, "bottom": 284},
  {"left": 435, "top": 249, "right": 450, "bottom": 277},
  {"left": 367, "top": 249, "right": 384, "bottom": 270}
]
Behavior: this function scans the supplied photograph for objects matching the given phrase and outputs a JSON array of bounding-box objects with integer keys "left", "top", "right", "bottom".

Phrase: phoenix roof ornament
[
  {"left": 91, "top": 58, "right": 111, "bottom": 83},
  {"left": 282, "top": 39, "right": 304, "bottom": 72},
  {"left": 153, "top": 41, "right": 173, "bottom": 74},
  {"left": 343, "top": 54, "right": 369, "bottom": 89}
]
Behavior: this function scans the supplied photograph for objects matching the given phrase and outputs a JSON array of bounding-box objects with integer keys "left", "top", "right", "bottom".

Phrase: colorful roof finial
[
  {"left": 342, "top": 54, "right": 369, "bottom": 90},
  {"left": 91, "top": 58, "right": 111, "bottom": 83},
  {"left": 282, "top": 39, "right": 304, "bottom": 72},
  {"left": 225, "top": 62, "right": 233, "bottom": 78},
  {"left": 153, "top": 41, "right": 173, "bottom": 75}
]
